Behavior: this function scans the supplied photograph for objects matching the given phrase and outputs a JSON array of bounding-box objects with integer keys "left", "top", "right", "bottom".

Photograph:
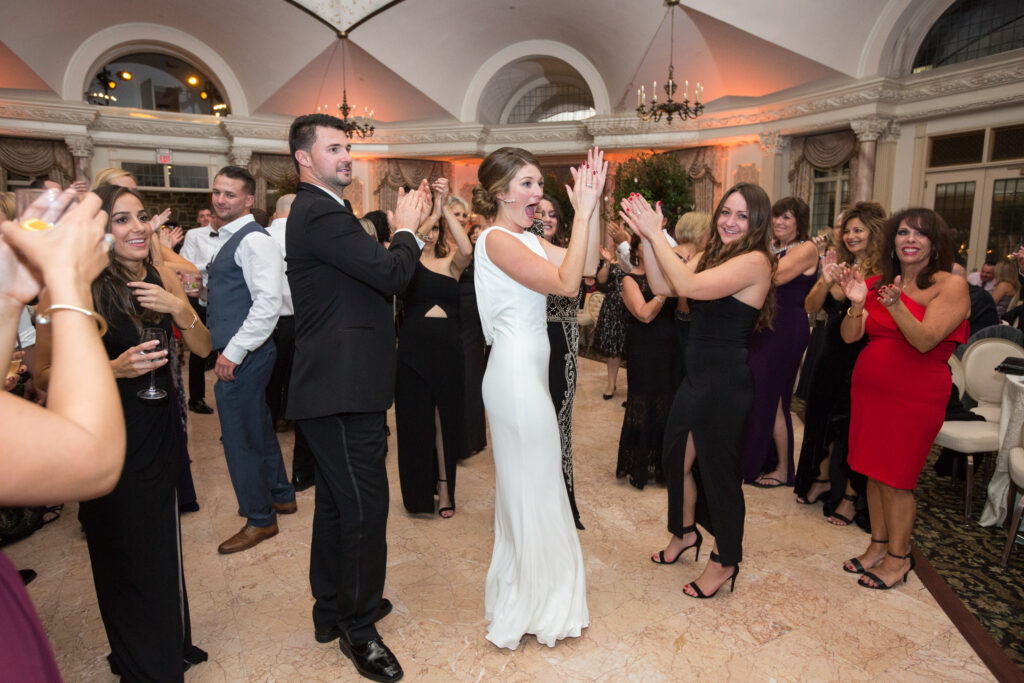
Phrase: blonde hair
[
  {"left": 674, "top": 211, "right": 710, "bottom": 246},
  {"left": 90, "top": 167, "right": 137, "bottom": 191},
  {"left": 447, "top": 195, "right": 469, "bottom": 213},
  {"left": 995, "top": 261, "right": 1019, "bottom": 289},
  {"left": 0, "top": 192, "right": 15, "bottom": 221}
]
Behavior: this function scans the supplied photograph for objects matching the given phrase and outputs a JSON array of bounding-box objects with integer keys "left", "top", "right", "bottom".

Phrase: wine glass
[
  {"left": 137, "top": 327, "right": 168, "bottom": 401},
  {"left": 16, "top": 188, "right": 80, "bottom": 231}
]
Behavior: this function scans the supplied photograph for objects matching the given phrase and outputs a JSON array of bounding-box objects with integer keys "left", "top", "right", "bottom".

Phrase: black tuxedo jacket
[{"left": 285, "top": 182, "right": 420, "bottom": 418}]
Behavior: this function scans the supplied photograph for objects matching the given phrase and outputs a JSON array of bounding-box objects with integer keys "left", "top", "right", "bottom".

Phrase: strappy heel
[
  {"left": 796, "top": 479, "right": 830, "bottom": 505},
  {"left": 437, "top": 478, "right": 454, "bottom": 519},
  {"left": 828, "top": 493, "right": 858, "bottom": 526},
  {"left": 651, "top": 525, "right": 703, "bottom": 565},
  {"left": 682, "top": 552, "right": 739, "bottom": 599},
  {"left": 859, "top": 550, "right": 915, "bottom": 590},
  {"left": 843, "top": 538, "right": 888, "bottom": 574}
]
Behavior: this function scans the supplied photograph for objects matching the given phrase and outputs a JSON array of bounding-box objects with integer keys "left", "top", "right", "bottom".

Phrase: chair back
[
  {"left": 948, "top": 354, "right": 965, "bottom": 399},
  {"left": 961, "top": 337, "right": 1024, "bottom": 405}
]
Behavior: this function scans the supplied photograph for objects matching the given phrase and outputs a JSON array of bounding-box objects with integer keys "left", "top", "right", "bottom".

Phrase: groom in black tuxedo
[{"left": 285, "top": 114, "right": 428, "bottom": 682}]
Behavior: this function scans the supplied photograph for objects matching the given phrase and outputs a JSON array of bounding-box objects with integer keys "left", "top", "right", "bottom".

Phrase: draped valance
[{"left": 0, "top": 137, "right": 74, "bottom": 191}]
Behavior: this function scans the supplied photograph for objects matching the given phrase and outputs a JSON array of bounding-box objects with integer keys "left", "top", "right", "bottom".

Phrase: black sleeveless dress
[
  {"left": 617, "top": 273, "right": 683, "bottom": 489},
  {"left": 459, "top": 258, "right": 488, "bottom": 454},
  {"left": 396, "top": 262, "right": 468, "bottom": 513},
  {"left": 662, "top": 295, "right": 758, "bottom": 566},
  {"left": 80, "top": 266, "right": 205, "bottom": 680}
]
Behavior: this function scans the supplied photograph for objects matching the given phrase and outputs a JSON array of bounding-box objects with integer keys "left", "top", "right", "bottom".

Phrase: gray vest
[{"left": 207, "top": 221, "right": 269, "bottom": 351}]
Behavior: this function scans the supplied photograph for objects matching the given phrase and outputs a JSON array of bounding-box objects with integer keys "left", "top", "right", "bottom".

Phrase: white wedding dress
[{"left": 474, "top": 226, "right": 588, "bottom": 649}]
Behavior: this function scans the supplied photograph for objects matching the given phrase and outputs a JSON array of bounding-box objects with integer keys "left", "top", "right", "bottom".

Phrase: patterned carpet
[{"left": 914, "top": 450, "right": 1024, "bottom": 670}]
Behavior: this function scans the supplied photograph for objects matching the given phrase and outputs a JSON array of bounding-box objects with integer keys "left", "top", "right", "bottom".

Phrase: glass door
[
  {"left": 980, "top": 170, "right": 1024, "bottom": 263},
  {"left": 926, "top": 170, "right": 983, "bottom": 267}
]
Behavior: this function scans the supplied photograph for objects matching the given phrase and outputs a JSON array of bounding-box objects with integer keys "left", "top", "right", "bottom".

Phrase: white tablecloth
[{"left": 980, "top": 374, "right": 1024, "bottom": 526}]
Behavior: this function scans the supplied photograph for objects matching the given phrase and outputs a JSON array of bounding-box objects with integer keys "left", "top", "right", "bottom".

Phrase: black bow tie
[{"left": 209, "top": 232, "right": 218, "bottom": 238}]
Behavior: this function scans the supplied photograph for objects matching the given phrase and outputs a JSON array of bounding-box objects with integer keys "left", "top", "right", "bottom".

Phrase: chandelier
[
  {"left": 315, "top": 34, "right": 375, "bottom": 139},
  {"left": 636, "top": 0, "right": 703, "bottom": 124}
]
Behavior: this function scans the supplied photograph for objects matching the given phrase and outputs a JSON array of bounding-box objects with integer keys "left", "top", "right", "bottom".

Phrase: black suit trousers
[
  {"left": 266, "top": 316, "right": 315, "bottom": 481},
  {"left": 300, "top": 411, "right": 388, "bottom": 645}
]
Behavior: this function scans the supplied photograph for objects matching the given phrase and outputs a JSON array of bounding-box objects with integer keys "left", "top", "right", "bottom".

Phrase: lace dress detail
[{"left": 547, "top": 291, "right": 583, "bottom": 525}]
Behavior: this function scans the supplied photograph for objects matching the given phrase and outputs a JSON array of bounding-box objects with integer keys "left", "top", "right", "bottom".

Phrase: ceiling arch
[
  {"left": 460, "top": 40, "right": 611, "bottom": 123},
  {"left": 61, "top": 23, "right": 249, "bottom": 117}
]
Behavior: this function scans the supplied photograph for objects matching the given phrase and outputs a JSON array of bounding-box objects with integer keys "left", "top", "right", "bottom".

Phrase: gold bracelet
[
  {"left": 186, "top": 309, "right": 199, "bottom": 330},
  {"left": 846, "top": 308, "right": 864, "bottom": 319},
  {"left": 35, "top": 304, "right": 108, "bottom": 336}
]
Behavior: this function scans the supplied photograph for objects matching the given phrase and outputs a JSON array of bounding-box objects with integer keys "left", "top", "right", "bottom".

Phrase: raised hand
[
  {"left": 1013, "top": 245, "right": 1024, "bottom": 270},
  {"left": 607, "top": 221, "right": 629, "bottom": 246},
  {"left": 160, "top": 225, "right": 184, "bottom": 249},
  {"left": 833, "top": 263, "right": 867, "bottom": 305},
  {"left": 618, "top": 194, "right": 662, "bottom": 242},
  {"left": 0, "top": 191, "right": 110, "bottom": 306},
  {"left": 150, "top": 207, "right": 172, "bottom": 232},
  {"left": 821, "top": 248, "right": 838, "bottom": 283},
  {"left": 599, "top": 245, "right": 614, "bottom": 262},
  {"left": 812, "top": 234, "right": 829, "bottom": 254},
  {"left": 431, "top": 177, "right": 449, "bottom": 205},
  {"left": 389, "top": 186, "right": 429, "bottom": 235},
  {"left": 567, "top": 147, "right": 607, "bottom": 219}
]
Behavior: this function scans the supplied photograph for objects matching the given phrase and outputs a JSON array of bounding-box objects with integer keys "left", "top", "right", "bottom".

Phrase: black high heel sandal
[
  {"left": 827, "top": 493, "right": 858, "bottom": 526},
  {"left": 859, "top": 550, "right": 915, "bottom": 589},
  {"left": 437, "top": 478, "right": 454, "bottom": 519},
  {"left": 843, "top": 538, "right": 888, "bottom": 574},
  {"left": 795, "top": 479, "right": 830, "bottom": 505},
  {"left": 682, "top": 552, "right": 739, "bottom": 599},
  {"left": 651, "top": 525, "right": 703, "bottom": 565},
  {"left": 602, "top": 385, "right": 616, "bottom": 400}
]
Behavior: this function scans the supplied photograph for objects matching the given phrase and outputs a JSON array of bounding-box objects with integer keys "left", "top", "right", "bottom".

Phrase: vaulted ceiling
[{"left": 0, "top": 0, "right": 952, "bottom": 125}]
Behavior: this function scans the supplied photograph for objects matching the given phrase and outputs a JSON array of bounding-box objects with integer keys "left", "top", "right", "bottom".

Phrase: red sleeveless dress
[{"left": 848, "top": 276, "right": 968, "bottom": 489}]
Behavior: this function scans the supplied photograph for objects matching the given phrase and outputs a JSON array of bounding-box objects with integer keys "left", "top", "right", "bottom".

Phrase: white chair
[
  {"left": 1000, "top": 446, "right": 1024, "bottom": 567},
  {"left": 948, "top": 354, "right": 965, "bottom": 399},
  {"left": 933, "top": 337, "right": 1024, "bottom": 522}
]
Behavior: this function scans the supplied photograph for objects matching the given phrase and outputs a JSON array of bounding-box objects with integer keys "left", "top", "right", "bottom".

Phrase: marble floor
[{"left": 6, "top": 358, "right": 995, "bottom": 681}]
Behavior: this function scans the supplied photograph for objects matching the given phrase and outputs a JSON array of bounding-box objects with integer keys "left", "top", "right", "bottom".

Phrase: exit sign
[{"left": 156, "top": 148, "right": 172, "bottom": 164}]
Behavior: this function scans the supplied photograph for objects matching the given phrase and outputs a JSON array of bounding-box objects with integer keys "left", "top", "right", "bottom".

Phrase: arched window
[
  {"left": 86, "top": 53, "right": 229, "bottom": 116},
  {"left": 913, "top": 0, "right": 1024, "bottom": 73},
  {"left": 505, "top": 83, "right": 595, "bottom": 124}
]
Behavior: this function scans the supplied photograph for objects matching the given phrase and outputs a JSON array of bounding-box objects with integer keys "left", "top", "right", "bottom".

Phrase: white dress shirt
[
  {"left": 17, "top": 306, "right": 35, "bottom": 348},
  {"left": 180, "top": 226, "right": 222, "bottom": 298},
  {"left": 211, "top": 214, "right": 283, "bottom": 365},
  {"left": 265, "top": 217, "right": 294, "bottom": 316},
  {"left": 966, "top": 271, "right": 996, "bottom": 292}
]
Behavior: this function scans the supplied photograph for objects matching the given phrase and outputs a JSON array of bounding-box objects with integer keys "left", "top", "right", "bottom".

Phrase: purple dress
[
  {"left": 0, "top": 553, "right": 61, "bottom": 681},
  {"left": 741, "top": 248, "right": 817, "bottom": 484}
]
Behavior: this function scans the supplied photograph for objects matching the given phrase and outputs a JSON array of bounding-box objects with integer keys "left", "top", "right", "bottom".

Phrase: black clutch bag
[{"left": 994, "top": 356, "right": 1024, "bottom": 375}]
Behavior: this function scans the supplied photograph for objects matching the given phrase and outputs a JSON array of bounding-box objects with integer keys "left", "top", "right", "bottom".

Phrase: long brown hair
[
  {"left": 880, "top": 208, "right": 954, "bottom": 291},
  {"left": 91, "top": 185, "right": 162, "bottom": 335},
  {"left": 836, "top": 201, "right": 887, "bottom": 278},
  {"left": 696, "top": 183, "right": 777, "bottom": 330}
]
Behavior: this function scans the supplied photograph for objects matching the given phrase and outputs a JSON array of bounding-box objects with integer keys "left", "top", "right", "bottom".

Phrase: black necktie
[{"left": 209, "top": 232, "right": 218, "bottom": 238}]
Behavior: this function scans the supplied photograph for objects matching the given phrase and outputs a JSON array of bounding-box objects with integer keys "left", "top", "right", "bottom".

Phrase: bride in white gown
[{"left": 471, "top": 146, "right": 607, "bottom": 649}]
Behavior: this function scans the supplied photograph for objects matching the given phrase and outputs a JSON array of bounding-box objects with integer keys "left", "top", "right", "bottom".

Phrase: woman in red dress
[{"left": 830, "top": 208, "right": 969, "bottom": 590}]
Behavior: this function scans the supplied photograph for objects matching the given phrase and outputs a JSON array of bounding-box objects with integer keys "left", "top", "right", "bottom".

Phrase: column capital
[
  {"left": 228, "top": 146, "right": 252, "bottom": 167},
  {"left": 64, "top": 134, "right": 93, "bottom": 158},
  {"left": 880, "top": 120, "right": 902, "bottom": 143},
  {"left": 851, "top": 118, "right": 890, "bottom": 143},
  {"left": 758, "top": 130, "right": 789, "bottom": 155}
]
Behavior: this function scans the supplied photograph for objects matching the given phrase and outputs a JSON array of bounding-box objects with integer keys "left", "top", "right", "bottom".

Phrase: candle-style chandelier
[
  {"left": 636, "top": 0, "right": 703, "bottom": 124},
  {"left": 315, "top": 34, "right": 375, "bottom": 139}
]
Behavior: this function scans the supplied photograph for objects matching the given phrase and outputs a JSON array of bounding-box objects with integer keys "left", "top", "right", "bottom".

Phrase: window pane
[
  {"left": 992, "top": 124, "right": 1024, "bottom": 161},
  {"left": 122, "top": 162, "right": 165, "bottom": 188},
  {"left": 811, "top": 180, "right": 837, "bottom": 233},
  {"left": 930, "top": 131, "right": 985, "bottom": 167},
  {"left": 168, "top": 165, "right": 209, "bottom": 189},
  {"left": 913, "top": 0, "right": 1024, "bottom": 71},
  {"left": 933, "top": 180, "right": 976, "bottom": 261},
  {"left": 986, "top": 177, "right": 1024, "bottom": 259}
]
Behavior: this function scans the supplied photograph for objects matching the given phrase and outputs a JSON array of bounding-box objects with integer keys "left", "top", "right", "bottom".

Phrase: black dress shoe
[
  {"left": 338, "top": 636, "right": 402, "bottom": 682},
  {"left": 188, "top": 399, "right": 214, "bottom": 414},
  {"left": 315, "top": 600, "right": 393, "bottom": 643},
  {"left": 292, "top": 476, "right": 314, "bottom": 492}
]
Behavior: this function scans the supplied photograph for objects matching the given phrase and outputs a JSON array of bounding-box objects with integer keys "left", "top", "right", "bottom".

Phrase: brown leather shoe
[
  {"left": 217, "top": 523, "right": 279, "bottom": 554},
  {"left": 272, "top": 500, "right": 297, "bottom": 514}
]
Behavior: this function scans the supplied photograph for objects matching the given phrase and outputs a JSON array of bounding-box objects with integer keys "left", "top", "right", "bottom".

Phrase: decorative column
[
  {"left": 850, "top": 118, "right": 890, "bottom": 203},
  {"left": 228, "top": 146, "right": 252, "bottom": 168},
  {"left": 758, "top": 130, "right": 789, "bottom": 201},
  {"left": 64, "top": 135, "right": 94, "bottom": 186},
  {"left": 871, "top": 121, "right": 901, "bottom": 210}
]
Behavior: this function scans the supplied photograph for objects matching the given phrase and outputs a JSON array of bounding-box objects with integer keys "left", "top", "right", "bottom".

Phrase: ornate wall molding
[
  {"left": 228, "top": 146, "right": 253, "bottom": 167},
  {"left": 64, "top": 135, "right": 94, "bottom": 157},
  {"left": 758, "top": 130, "right": 790, "bottom": 155},
  {"left": 0, "top": 100, "right": 96, "bottom": 127},
  {"left": 851, "top": 118, "right": 890, "bottom": 142}
]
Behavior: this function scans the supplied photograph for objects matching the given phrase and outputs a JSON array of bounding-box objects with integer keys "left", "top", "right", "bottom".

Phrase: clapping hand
[
  {"left": 389, "top": 181, "right": 430, "bottom": 236},
  {"left": 877, "top": 276, "right": 902, "bottom": 308},
  {"left": 150, "top": 208, "right": 172, "bottom": 232},
  {"left": 159, "top": 225, "right": 184, "bottom": 249},
  {"left": 607, "top": 222, "right": 628, "bottom": 246},
  {"left": 830, "top": 263, "right": 867, "bottom": 305},
  {"left": 618, "top": 194, "right": 662, "bottom": 242},
  {"left": 820, "top": 248, "right": 838, "bottom": 284},
  {"left": 567, "top": 147, "right": 607, "bottom": 219},
  {"left": 1013, "top": 245, "right": 1024, "bottom": 270},
  {"left": 812, "top": 234, "right": 829, "bottom": 254},
  {"left": 599, "top": 245, "right": 614, "bottom": 262}
]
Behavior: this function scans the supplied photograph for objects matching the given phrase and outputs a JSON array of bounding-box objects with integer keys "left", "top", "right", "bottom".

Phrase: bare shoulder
[{"left": 934, "top": 271, "right": 968, "bottom": 296}]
